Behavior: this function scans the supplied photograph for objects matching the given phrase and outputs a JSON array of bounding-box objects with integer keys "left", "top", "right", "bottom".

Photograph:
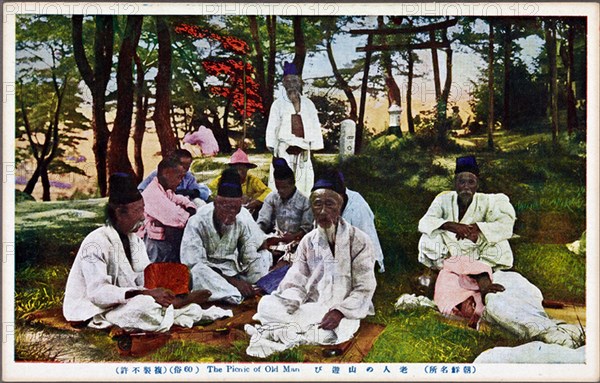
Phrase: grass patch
[
  {"left": 513, "top": 242, "right": 586, "bottom": 304},
  {"left": 365, "top": 307, "right": 521, "bottom": 363}
]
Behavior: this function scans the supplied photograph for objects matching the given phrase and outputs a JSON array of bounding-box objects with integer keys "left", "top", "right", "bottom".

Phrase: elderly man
[
  {"left": 141, "top": 157, "right": 197, "bottom": 263},
  {"left": 266, "top": 61, "right": 324, "bottom": 197},
  {"left": 63, "top": 173, "right": 217, "bottom": 332},
  {"left": 314, "top": 168, "right": 385, "bottom": 272},
  {"left": 209, "top": 148, "right": 271, "bottom": 217},
  {"left": 245, "top": 177, "right": 377, "bottom": 358},
  {"left": 181, "top": 168, "right": 271, "bottom": 304},
  {"left": 138, "top": 149, "right": 211, "bottom": 207},
  {"left": 418, "top": 155, "right": 581, "bottom": 347}
]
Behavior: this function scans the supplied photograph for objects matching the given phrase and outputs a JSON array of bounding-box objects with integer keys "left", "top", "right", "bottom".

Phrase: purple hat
[
  {"left": 455, "top": 155, "right": 479, "bottom": 176},
  {"left": 283, "top": 61, "right": 298, "bottom": 76},
  {"left": 273, "top": 157, "right": 294, "bottom": 180},
  {"left": 311, "top": 168, "right": 346, "bottom": 196},
  {"left": 218, "top": 168, "right": 243, "bottom": 198}
]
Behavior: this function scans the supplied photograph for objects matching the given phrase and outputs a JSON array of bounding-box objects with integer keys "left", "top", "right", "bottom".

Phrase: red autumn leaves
[{"left": 175, "top": 23, "right": 263, "bottom": 118}]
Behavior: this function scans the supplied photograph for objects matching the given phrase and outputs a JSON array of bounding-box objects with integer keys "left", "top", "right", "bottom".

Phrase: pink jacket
[
  {"left": 141, "top": 178, "right": 196, "bottom": 240},
  {"left": 434, "top": 256, "right": 493, "bottom": 320}
]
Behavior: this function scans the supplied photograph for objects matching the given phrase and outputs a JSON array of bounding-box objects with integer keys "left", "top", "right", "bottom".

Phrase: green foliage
[
  {"left": 513, "top": 242, "right": 585, "bottom": 303},
  {"left": 310, "top": 94, "right": 347, "bottom": 152}
]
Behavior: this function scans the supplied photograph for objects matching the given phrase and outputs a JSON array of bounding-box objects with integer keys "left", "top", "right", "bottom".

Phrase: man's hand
[
  {"left": 144, "top": 288, "right": 176, "bottom": 307},
  {"left": 244, "top": 199, "right": 262, "bottom": 213},
  {"left": 280, "top": 231, "right": 302, "bottom": 244},
  {"left": 470, "top": 272, "right": 505, "bottom": 301},
  {"left": 319, "top": 309, "right": 344, "bottom": 330},
  {"left": 286, "top": 146, "right": 303, "bottom": 155},
  {"left": 227, "top": 277, "right": 256, "bottom": 298},
  {"left": 441, "top": 222, "right": 480, "bottom": 242}
]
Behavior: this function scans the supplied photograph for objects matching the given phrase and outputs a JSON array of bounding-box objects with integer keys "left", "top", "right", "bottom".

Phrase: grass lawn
[{"left": 13, "top": 131, "right": 587, "bottom": 362}]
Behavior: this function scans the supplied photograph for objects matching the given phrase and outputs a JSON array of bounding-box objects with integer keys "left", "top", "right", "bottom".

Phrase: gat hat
[
  {"left": 109, "top": 172, "right": 143, "bottom": 205},
  {"left": 229, "top": 148, "right": 257, "bottom": 169},
  {"left": 311, "top": 168, "right": 347, "bottom": 197},
  {"left": 455, "top": 155, "right": 480, "bottom": 176},
  {"left": 273, "top": 157, "right": 294, "bottom": 180},
  {"left": 283, "top": 61, "right": 298, "bottom": 76},
  {"left": 218, "top": 168, "right": 243, "bottom": 198}
]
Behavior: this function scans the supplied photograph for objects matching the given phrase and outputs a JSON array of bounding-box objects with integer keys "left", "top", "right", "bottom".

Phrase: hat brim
[{"left": 231, "top": 162, "right": 257, "bottom": 169}]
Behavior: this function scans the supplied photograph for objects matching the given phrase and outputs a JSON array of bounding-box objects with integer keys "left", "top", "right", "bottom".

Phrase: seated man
[
  {"left": 138, "top": 149, "right": 211, "bottom": 207},
  {"left": 418, "top": 155, "right": 581, "bottom": 346},
  {"left": 315, "top": 168, "right": 385, "bottom": 272},
  {"left": 208, "top": 148, "right": 271, "bottom": 217},
  {"left": 141, "top": 157, "right": 197, "bottom": 263},
  {"left": 63, "top": 173, "right": 214, "bottom": 332},
  {"left": 181, "top": 168, "right": 271, "bottom": 304},
  {"left": 245, "top": 178, "right": 377, "bottom": 358},
  {"left": 257, "top": 157, "right": 313, "bottom": 261}
]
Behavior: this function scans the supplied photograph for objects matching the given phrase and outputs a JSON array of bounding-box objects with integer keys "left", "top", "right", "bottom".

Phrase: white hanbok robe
[
  {"left": 63, "top": 225, "right": 230, "bottom": 332},
  {"left": 418, "top": 191, "right": 582, "bottom": 348},
  {"left": 344, "top": 189, "right": 385, "bottom": 272},
  {"left": 246, "top": 218, "right": 376, "bottom": 357},
  {"left": 180, "top": 204, "right": 271, "bottom": 304},
  {"left": 266, "top": 95, "right": 324, "bottom": 197}
]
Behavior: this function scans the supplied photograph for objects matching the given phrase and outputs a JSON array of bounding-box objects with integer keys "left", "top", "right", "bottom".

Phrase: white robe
[
  {"left": 344, "top": 189, "right": 385, "bottom": 272},
  {"left": 418, "top": 191, "right": 583, "bottom": 348},
  {"left": 180, "top": 204, "right": 271, "bottom": 304},
  {"left": 266, "top": 95, "right": 324, "bottom": 197},
  {"left": 246, "top": 218, "right": 376, "bottom": 357},
  {"left": 63, "top": 225, "right": 230, "bottom": 331}
]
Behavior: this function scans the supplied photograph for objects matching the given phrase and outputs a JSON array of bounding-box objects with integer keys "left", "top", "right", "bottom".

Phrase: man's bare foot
[{"left": 173, "top": 290, "right": 212, "bottom": 309}]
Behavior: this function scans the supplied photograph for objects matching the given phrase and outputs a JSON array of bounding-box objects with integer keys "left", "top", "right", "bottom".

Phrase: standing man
[
  {"left": 266, "top": 61, "right": 324, "bottom": 197},
  {"left": 418, "top": 155, "right": 581, "bottom": 346},
  {"left": 138, "top": 149, "right": 211, "bottom": 208},
  {"left": 141, "top": 157, "right": 197, "bottom": 263},
  {"left": 181, "top": 168, "right": 271, "bottom": 304},
  {"left": 245, "top": 178, "right": 377, "bottom": 358}
]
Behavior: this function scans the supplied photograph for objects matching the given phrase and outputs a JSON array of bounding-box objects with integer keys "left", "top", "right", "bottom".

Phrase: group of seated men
[{"left": 62, "top": 152, "right": 581, "bottom": 357}]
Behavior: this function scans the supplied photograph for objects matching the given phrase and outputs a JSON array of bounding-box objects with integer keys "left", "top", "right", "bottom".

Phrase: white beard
[{"left": 318, "top": 224, "right": 337, "bottom": 247}]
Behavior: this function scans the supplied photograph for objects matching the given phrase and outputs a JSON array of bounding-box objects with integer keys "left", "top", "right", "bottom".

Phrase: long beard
[
  {"left": 318, "top": 224, "right": 337, "bottom": 246},
  {"left": 130, "top": 219, "right": 145, "bottom": 233}
]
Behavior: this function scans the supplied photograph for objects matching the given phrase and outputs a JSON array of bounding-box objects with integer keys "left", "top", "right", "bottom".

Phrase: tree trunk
[
  {"left": 153, "top": 16, "right": 178, "bottom": 157},
  {"left": 377, "top": 17, "right": 402, "bottom": 113},
  {"left": 545, "top": 20, "right": 559, "bottom": 144},
  {"left": 560, "top": 22, "right": 579, "bottom": 134},
  {"left": 325, "top": 33, "right": 357, "bottom": 121},
  {"left": 210, "top": 107, "right": 232, "bottom": 153},
  {"left": 406, "top": 51, "right": 415, "bottom": 134},
  {"left": 133, "top": 52, "right": 147, "bottom": 183},
  {"left": 487, "top": 21, "right": 495, "bottom": 150},
  {"left": 72, "top": 15, "right": 114, "bottom": 197},
  {"left": 40, "top": 164, "right": 51, "bottom": 201},
  {"left": 248, "top": 16, "right": 267, "bottom": 115},
  {"left": 108, "top": 15, "right": 143, "bottom": 177},
  {"left": 357, "top": 33, "right": 373, "bottom": 153},
  {"left": 266, "top": 16, "right": 277, "bottom": 114},
  {"left": 292, "top": 16, "right": 306, "bottom": 76},
  {"left": 23, "top": 165, "right": 41, "bottom": 195},
  {"left": 429, "top": 30, "right": 441, "bottom": 100},
  {"left": 503, "top": 24, "right": 512, "bottom": 130}
]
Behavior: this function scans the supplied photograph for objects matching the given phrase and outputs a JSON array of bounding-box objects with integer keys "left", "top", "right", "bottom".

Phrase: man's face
[
  {"left": 310, "top": 189, "right": 343, "bottom": 229},
  {"left": 455, "top": 172, "right": 479, "bottom": 205},
  {"left": 179, "top": 156, "right": 192, "bottom": 172},
  {"left": 160, "top": 165, "right": 186, "bottom": 191},
  {"left": 275, "top": 178, "right": 295, "bottom": 200},
  {"left": 283, "top": 75, "right": 302, "bottom": 97},
  {"left": 116, "top": 199, "right": 145, "bottom": 234},
  {"left": 214, "top": 196, "right": 243, "bottom": 226},
  {"left": 234, "top": 164, "right": 249, "bottom": 183}
]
